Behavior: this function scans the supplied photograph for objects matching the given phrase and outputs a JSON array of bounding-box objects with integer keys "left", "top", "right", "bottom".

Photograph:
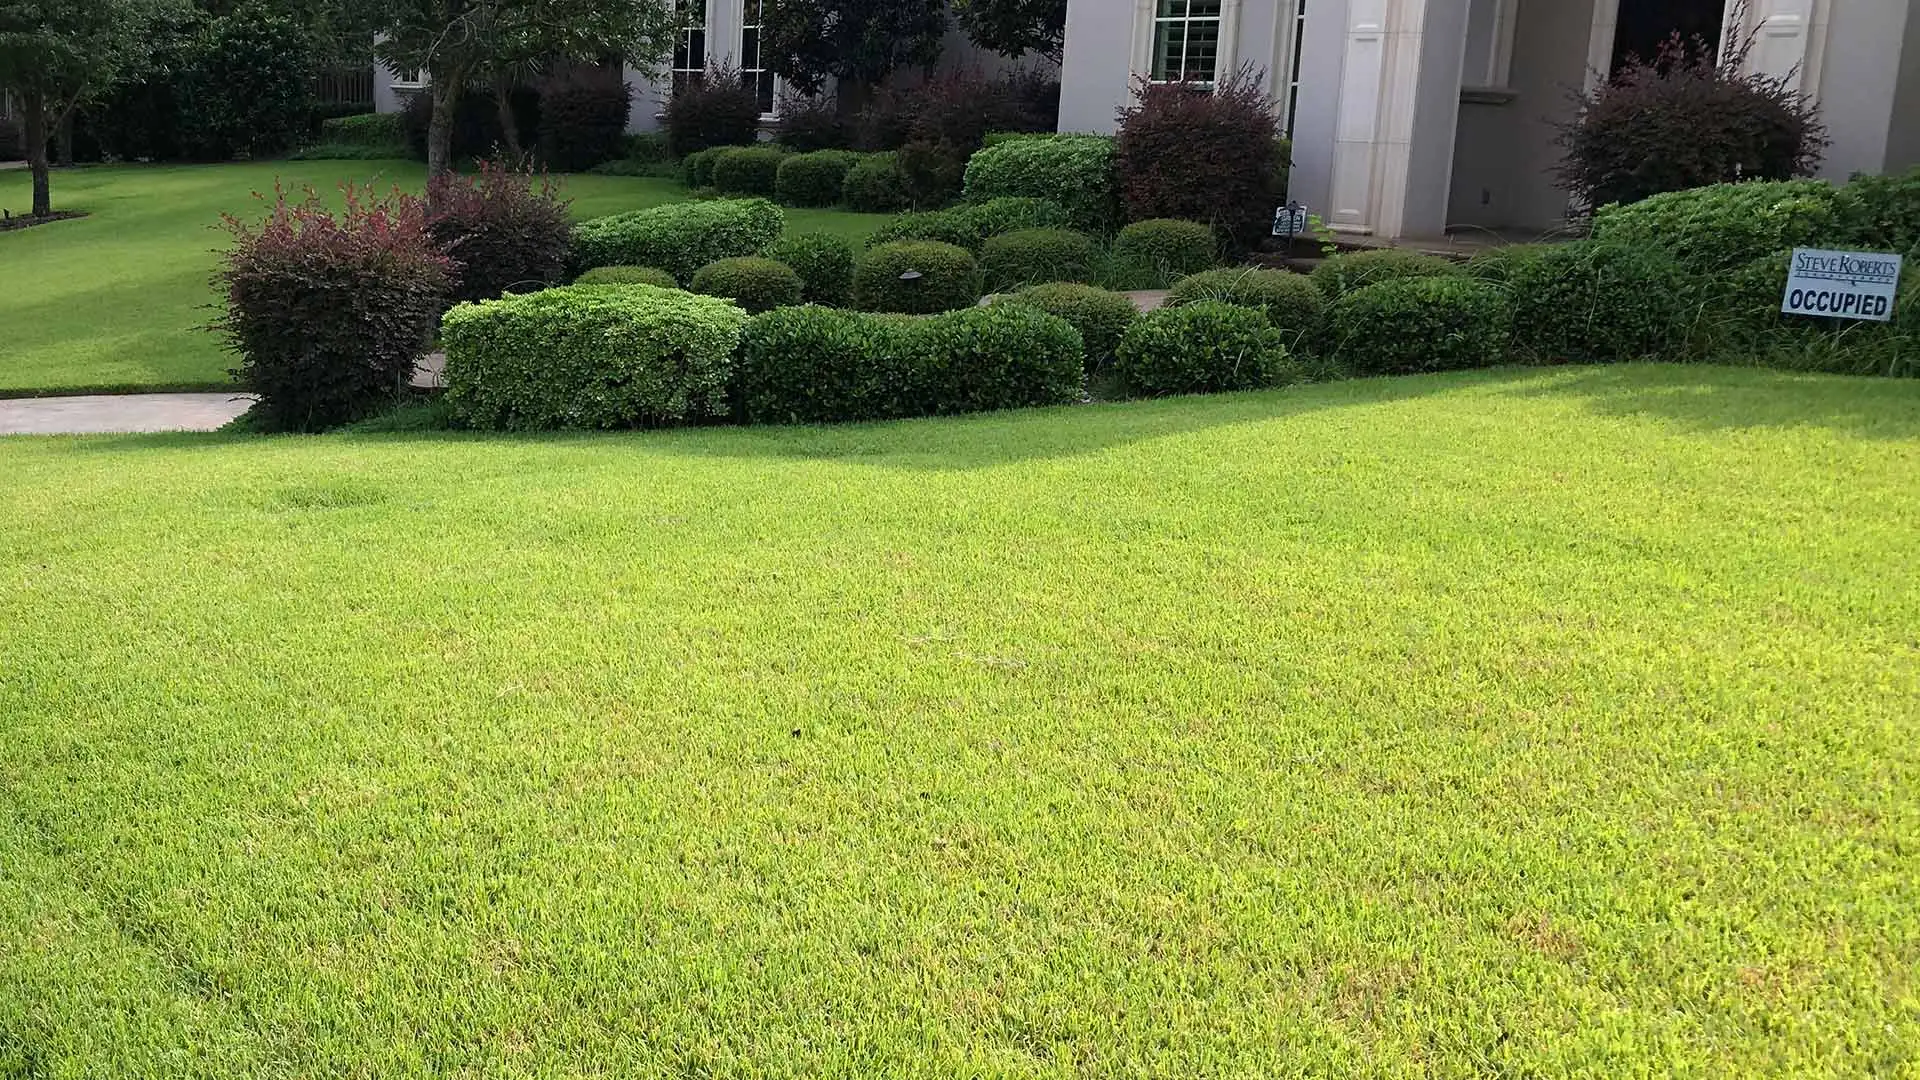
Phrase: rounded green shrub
[
  {"left": 999, "top": 283, "right": 1139, "bottom": 370},
  {"left": 1463, "top": 243, "right": 1560, "bottom": 285},
  {"left": 442, "top": 284, "right": 746, "bottom": 430},
  {"left": 980, "top": 228, "right": 1102, "bottom": 292},
  {"left": 962, "top": 135, "right": 1119, "bottom": 233},
  {"left": 775, "top": 149, "right": 862, "bottom": 208},
  {"left": 1590, "top": 179, "right": 1842, "bottom": 275},
  {"left": 1115, "top": 301, "right": 1293, "bottom": 396},
  {"left": 915, "top": 304, "right": 1085, "bottom": 414},
  {"left": 1166, "top": 268, "right": 1324, "bottom": 346},
  {"left": 963, "top": 196, "right": 1073, "bottom": 239},
  {"left": 761, "top": 232, "right": 856, "bottom": 306},
  {"left": 868, "top": 208, "right": 983, "bottom": 251},
  {"left": 853, "top": 241, "right": 982, "bottom": 314},
  {"left": 572, "top": 198, "right": 785, "bottom": 284},
  {"left": 842, "top": 153, "right": 910, "bottom": 213},
  {"left": 683, "top": 146, "right": 727, "bottom": 188},
  {"left": 690, "top": 256, "right": 805, "bottom": 313},
  {"left": 711, "top": 145, "right": 787, "bottom": 197},
  {"left": 574, "top": 265, "right": 680, "bottom": 288},
  {"left": 1309, "top": 249, "right": 1463, "bottom": 298},
  {"left": 1111, "top": 219, "right": 1217, "bottom": 288},
  {"left": 1324, "top": 277, "right": 1512, "bottom": 376},
  {"left": 1508, "top": 241, "right": 1691, "bottom": 365},
  {"left": 738, "top": 305, "right": 920, "bottom": 424}
]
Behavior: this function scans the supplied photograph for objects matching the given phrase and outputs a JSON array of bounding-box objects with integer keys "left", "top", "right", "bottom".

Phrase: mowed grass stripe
[{"left": 1, "top": 365, "right": 1917, "bottom": 1077}]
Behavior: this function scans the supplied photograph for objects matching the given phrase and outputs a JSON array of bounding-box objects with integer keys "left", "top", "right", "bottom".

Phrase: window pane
[
  {"left": 1157, "top": 0, "right": 1188, "bottom": 16},
  {"left": 742, "top": 27, "right": 759, "bottom": 69},
  {"left": 1184, "top": 20, "right": 1219, "bottom": 81},
  {"left": 1188, "top": 0, "right": 1221, "bottom": 15},
  {"left": 1152, "top": 22, "right": 1185, "bottom": 81}
]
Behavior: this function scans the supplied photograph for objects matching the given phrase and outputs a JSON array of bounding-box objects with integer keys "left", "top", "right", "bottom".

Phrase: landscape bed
[{"left": 3, "top": 365, "right": 1917, "bottom": 1076}]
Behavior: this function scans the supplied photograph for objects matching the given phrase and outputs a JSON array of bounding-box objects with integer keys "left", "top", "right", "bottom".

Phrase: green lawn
[
  {"left": 3, "top": 365, "right": 1917, "bottom": 1077},
  {"left": 0, "top": 161, "right": 890, "bottom": 396}
]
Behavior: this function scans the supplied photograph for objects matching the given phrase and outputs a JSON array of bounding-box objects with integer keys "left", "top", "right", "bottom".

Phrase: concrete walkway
[{"left": 0, "top": 392, "right": 257, "bottom": 435}]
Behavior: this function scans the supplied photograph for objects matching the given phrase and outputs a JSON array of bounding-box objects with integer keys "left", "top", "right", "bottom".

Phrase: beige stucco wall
[{"left": 1808, "top": 0, "right": 1919, "bottom": 180}]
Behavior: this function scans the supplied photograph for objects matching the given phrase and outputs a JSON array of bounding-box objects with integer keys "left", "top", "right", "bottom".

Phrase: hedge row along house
[{"left": 372, "top": 0, "right": 1920, "bottom": 241}]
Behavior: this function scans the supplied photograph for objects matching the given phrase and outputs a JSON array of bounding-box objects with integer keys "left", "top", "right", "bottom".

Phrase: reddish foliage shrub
[
  {"left": 773, "top": 88, "right": 853, "bottom": 151},
  {"left": 855, "top": 69, "right": 1055, "bottom": 153},
  {"left": 220, "top": 184, "right": 454, "bottom": 432},
  {"left": 1114, "top": 68, "right": 1289, "bottom": 253},
  {"left": 427, "top": 161, "right": 574, "bottom": 304},
  {"left": 537, "top": 66, "right": 633, "bottom": 172},
  {"left": 663, "top": 67, "right": 763, "bottom": 157},
  {"left": 1554, "top": 31, "right": 1825, "bottom": 208}
]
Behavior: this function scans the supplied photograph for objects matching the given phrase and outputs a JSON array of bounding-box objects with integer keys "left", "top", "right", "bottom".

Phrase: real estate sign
[{"left": 1781, "top": 248, "right": 1904, "bottom": 322}]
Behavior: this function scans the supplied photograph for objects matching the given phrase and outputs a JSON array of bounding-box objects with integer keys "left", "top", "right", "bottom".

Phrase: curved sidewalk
[{"left": 0, "top": 392, "right": 257, "bottom": 435}]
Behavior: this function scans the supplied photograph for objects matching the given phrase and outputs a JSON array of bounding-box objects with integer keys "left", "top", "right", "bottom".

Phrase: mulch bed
[{"left": 0, "top": 210, "right": 88, "bottom": 232}]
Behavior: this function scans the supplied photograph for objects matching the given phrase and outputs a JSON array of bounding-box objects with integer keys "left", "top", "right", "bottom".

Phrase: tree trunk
[
  {"left": 493, "top": 72, "right": 523, "bottom": 161},
  {"left": 23, "top": 89, "right": 51, "bottom": 218},
  {"left": 426, "top": 80, "right": 458, "bottom": 186}
]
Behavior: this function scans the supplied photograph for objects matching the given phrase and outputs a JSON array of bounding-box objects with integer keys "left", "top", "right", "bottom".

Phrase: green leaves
[{"left": 572, "top": 197, "right": 785, "bottom": 285}]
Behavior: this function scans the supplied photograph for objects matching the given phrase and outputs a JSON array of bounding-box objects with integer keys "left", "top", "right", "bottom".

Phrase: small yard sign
[
  {"left": 1782, "top": 248, "right": 1903, "bottom": 322},
  {"left": 1272, "top": 202, "right": 1310, "bottom": 239}
]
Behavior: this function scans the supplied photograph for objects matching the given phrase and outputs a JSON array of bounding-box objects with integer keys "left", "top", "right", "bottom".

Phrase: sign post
[
  {"left": 1781, "top": 248, "right": 1903, "bottom": 322},
  {"left": 1272, "top": 202, "right": 1309, "bottom": 240}
]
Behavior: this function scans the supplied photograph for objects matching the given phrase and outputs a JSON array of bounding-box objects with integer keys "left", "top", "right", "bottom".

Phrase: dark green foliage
[
  {"left": 711, "top": 145, "right": 788, "bottom": 196},
  {"left": 953, "top": 0, "right": 1067, "bottom": 60},
  {"left": 897, "top": 139, "right": 966, "bottom": 209},
  {"left": 402, "top": 87, "right": 540, "bottom": 163},
  {"left": 427, "top": 162, "right": 574, "bottom": 304},
  {"left": 1834, "top": 168, "right": 1920, "bottom": 255},
  {"left": 775, "top": 150, "right": 861, "bottom": 207},
  {"left": 1702, "top": 251, "right": 1918, "bottom": 378},
  {"left": 773, "top": 90, "right": 854, "bottom": 151},
  {"left": 914, "top": 304, "right": 1084, "bottom": 414},
  {"left": 1115, "top": 68, "right": 1288, "bottom": 252},
  {"left": 965, "top": 196, "right": 1072, "bottom": 239},
  {"left": 841, "top": 153, "right": 910, "bottom": 212},
  {"left": 1110, "top": 219, "right": 1216, "bottom": 288},
  {"left": 536, "top": 67, "right": 632, "bottom": 172},
  {"left": 574, "top": 265, "right": 680, "bottom": 288},
  {"left": 1166, "top": 268, "right": 1324, "bottom": 347},
  {"left": 1508, "top": 241, "right": 1691, "bottom": 365},
  {"left": 757, "top": 0, "right": 949, "bottom": 96},
  {"left": 736, "top": 306, "right": 921, "bottom": 424},
  {"left": 0, "top": 117, "right": 22, "bottom": 161},
  {"left": 999, "top": 282, "right": 1138, "bottom": 370},
  {"left": 762, "top": 232, "right": 857, "bottom": 306},
  {"left": 1463, "top": 243, "right": 1561, "bottom": 285},
  {"left": 572, "top": 198, "right": 785, "bottom": 284},
  {"left": 869, "top": 209, "right": 986, "bottom": 251},
  {"left": 320, "top": 112, "right": 404, "bottom": 149},
  {"left": 1115, "top": 301, "right": 1293, "bottom": 397},
  {"left": 1590, "top": 179, "right": 1842, "bottom": 274},
  {"left": 853, "top": 68, "right": 1051, "bottom": 153},
  {"left": 962, "top": 135, "right": 1118, "bottom": 233},
  {"left": 683, "top": 146, "right": 727, "bottom": 188},
  {"left": 663, "top": 68, "right": 763, "bottom": 157},
  {"left": 1324, "top": 277, "right": 1512, "bottom": 376},
  {"left": 443, "top": 284, "right": 747, "bottom": 429},
  {"left": 691, "top": 256, "right": 805, "bottom": 313},
  {"left": 979, "top": 228, "right": 1101, "bottom": 292},
  {"left": 853, "top": 240, "right": 982, "bottom": 314},
  {"left": 1309, "top": 249, "right": 1462, "bottom": 298}
]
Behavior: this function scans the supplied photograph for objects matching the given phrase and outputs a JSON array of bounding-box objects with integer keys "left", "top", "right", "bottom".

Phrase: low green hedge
[
  {"left": 1115, "top": 301, "right": 1293, "bottom": 397},
  {"left": 843, "top": 153, "right": 910, "bottom": 213},
  {"left": 853, "top": 240, "right": 982, "bottom": 314},
  {"left": 711, "top": 145, "right": 787, "bottom": 197},
  {"left": 1590, "top": 179, "right": 1842, "bottom": 275},
  {"left": 737, "top": 303, "right": 1084, "bottom": 424},
  {"left": 318, "top": 112, "right": 402, "bottom": 148},
  {"left": 442, "top": 284, "right": 746, "bottom": 430},
  {"left": 1110, "top": 220, "right": 1217, "bottom": 288},
  {"left": 574, "top": 265, "right": 680, "bottom": 288},
  {"left": 963, "top": 135, "right": 1119, "bottom": 233},
  {"left": 998, "top": 283, "right": 1138, "bottom": 370},
  {"left": 1325, "top": 277, "right": 1511, "bottom": 376},
  {"left": 1166, "top": 268, "right": 1324, "bottom": 348},
  {"left": 572, "top": 198, "right": 784, "bottom": 284},
  {"left": 690, "top": 256, "right": 804, "bottom": 313},
  {"left": 979, "top": 228, "right": 1102, "bottom": 292},
  {"left": 682, "top": 146, "right": 727, "bottom": 188},
  {"left": 775, "top": 149, "right": 861, "bottom": 207},
  {"left": 1309, "top": 249, "right": 1462, "bottom": 298},
  {"left": 1463, "top": 243, "right": 1559, "bottom": 285},
  {"left": 965, "top": 197, "right": 1073, "bottom": 239},
  {"left": 869, "top": 209, "right": 984, "bottom": 251},
  {"left": 762, "top": 232, "right": 856, "bottom": 306},
  {"left": 1508, "top": 241, "right": 1691, "bottom": 365},
  {"left": 1702, "top": 250, "right": 1919, "bottom": 377}
]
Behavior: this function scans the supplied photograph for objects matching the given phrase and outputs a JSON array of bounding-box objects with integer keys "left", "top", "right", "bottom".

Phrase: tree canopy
[
  {"left": 758, "top": 0, "right": 947, "bottom": 95},
  {"left": 953, "top": 0, "right": 1065, "bottom": 63}
]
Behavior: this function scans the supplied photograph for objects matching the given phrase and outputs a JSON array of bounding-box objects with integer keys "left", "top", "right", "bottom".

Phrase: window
[
  {"left": 1151, "top": 0, "right": 1224, "bottom": 84},
  {"left": 1285, "top": 0, "right": 1307, "bottom": 135},
  {"left": 740, "top": 0, "right": 777, "bottom": 115},
  {"left": 391, "top": 67, "right": 428, "bottom": 89},
  {"left": 673, "top": 0, "right": 708, "bottom": 94}
]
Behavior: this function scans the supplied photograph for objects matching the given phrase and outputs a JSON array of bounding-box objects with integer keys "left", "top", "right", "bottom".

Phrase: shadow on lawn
[{"left": 1498, "top": 363, "right": 1920, "bottom": 441}]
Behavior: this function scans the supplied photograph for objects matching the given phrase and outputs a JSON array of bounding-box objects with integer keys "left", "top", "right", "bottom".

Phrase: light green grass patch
[
  {"left": 2, "top": 365, "right": 1917, "bottom": 1076},
  {"left": 0, "top": 162, "right": 890, "bottom": 395}
]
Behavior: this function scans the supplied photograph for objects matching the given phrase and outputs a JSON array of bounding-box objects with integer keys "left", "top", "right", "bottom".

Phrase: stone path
[{"left": 0, "top": 392, "right": 257, "bottom": 436}]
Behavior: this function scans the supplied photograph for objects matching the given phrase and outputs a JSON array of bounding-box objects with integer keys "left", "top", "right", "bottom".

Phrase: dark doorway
[{"left": 1612, "top": 0, "right": 1726, "bottom": 72}]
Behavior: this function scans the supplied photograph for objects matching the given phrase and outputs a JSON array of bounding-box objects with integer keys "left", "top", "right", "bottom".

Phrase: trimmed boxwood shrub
[
  {"left": 1463, "top": 243, "right": 1560, "bottom": 285},
  {"left": 999, "top": 283, "right": 1138, "bottom": 370},
  {"left": 572, "top": 198, "right": 784, "bottom": 284},
  {"left": 1590, "top": 179, "right": 1843, "bottom": 275},
  {"left": 319, "top": 112, "right": 402, "bottom": 148},
  {"left": 1166, "top": 268, "right": 1324, "bottom": 347},
  {"left": 762, "top": 232, "right": 856, "bottom": 306},
  {"left": 683, "top": 146, "right": 727, "bottom": 188},
  {"left": 711, "top": 145, "right": 787, "bottom": 196},
  {"left": 1508, "top": 241, "right": 1691, "bottom": 365},
  {"left": 1115, "top": 301, "right": 1292, "bottom": 397},
  {"left": 775, "top": 150, "right": 861, "bottom": 207},
  {"left": 575, "top": 265, "right": 679, "bottom": 288},
  {"left": 869, "top": 208, "right": 983, "bottom": 251},
  {"left": 979, "top": 228, "right": 1101, "bottom": 292},
  {"left": 965, "top": 196, "right": 1073, "bottom": 239},
  {"left": 843, "top": 153, "right": 910, "bottom": 212},
  {"left": 1110, "top": 219, "right": 1217, "bottom": 288},
  {"left": 690, "top": 256, "right": 804, "bottom": 313},
  {"left": 737, "top": 305, "right": 921, "bottom": 424},
  {"left": 962, "top": 134, "right": 1118, "bottom": 233},
  {"left": 853, "top": 241, "right": 982, "bottom": 314},
  {"left": 1325, "top": 277, "right": 1511, "bottom": 376},
  {"left": 1835, "top": 167, "right": 1920, "bottom": 255},
  {"left": 916, "top": 304, "right": 1085, "bottom": 415},
  {"left": 442, "top": 284, "right": 746, "bottom": 429},
  {"left": 1310, "top": 249, "right": 1463, "bottom": 298}
]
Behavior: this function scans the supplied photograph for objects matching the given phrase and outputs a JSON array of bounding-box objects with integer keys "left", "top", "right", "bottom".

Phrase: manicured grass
[
  {"left": 3, "top": 365, "right": 1917, "bottom": 1077},
  {"left": 0, "top": 161, "right": 890, "bottom": 396}
]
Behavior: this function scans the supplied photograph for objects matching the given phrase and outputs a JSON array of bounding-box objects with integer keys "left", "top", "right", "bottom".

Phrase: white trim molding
[{"left": 1131, "top": 0, "right": 1245, "bottom": 85}]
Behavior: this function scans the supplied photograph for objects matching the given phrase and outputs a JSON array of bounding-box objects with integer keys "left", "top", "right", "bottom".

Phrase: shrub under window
[
  {"left": 1115, "top": 69, "right": 1289, "bottom": 252},
  {"left": 572, "top": 198, "right": 784, "bottom": 284},
  {"left": 663, "top": 67, "right": 763, "bottom": 157},
  {"left": 1324, "top": 277, "right": 1512, "bottom": 376},
  {"left": 690, "top": 256, "right": 805, "bottom": 313},
  {"left": 853, "top": 241, "right": 982, "bottom": 314},
  {"left": 1115, "top": 301, "right": 1293, "bottom": 397}
]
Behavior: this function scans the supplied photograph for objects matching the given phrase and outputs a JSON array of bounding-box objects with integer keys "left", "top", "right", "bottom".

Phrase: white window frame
[
  {"left": 672, "top": 0, "right": 709, "bottom": 96},
  {"left": 1142, "top": 0, "right": 1230, "bottom": 86},
  {"left": 740, "top": 0, "right": 780, "bottom": 118},
  {"left": 1462, "top": 0, "right": 1518, "bottom": 91},
  {"left": 390, "top": 66, "right": 429, "bottom": 90}
]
